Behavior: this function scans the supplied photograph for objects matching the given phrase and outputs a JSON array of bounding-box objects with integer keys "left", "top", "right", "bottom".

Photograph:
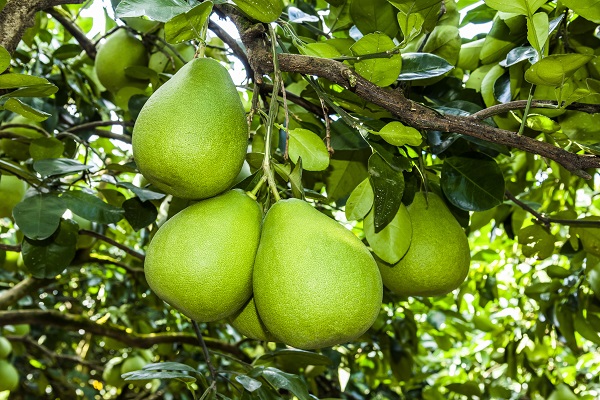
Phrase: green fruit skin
[
  {"left": 95, "top": 30, "right": 148, "bottom": 93},
  {"left": 0, "top": 175, "right": 27, "bottom": 219},
  {"left": 102, "top": 361, "right": 125, "bottom": 388},
  {"left": 132, "top": 57, "right": 248, "bottom": 200},
  {"left": 229, "top": 297, "right": 277, "bottom": 342},
  {"left": 0, "top": 337, "right": 12, "bottom": 359},
  {"left": 121, "top": 356, "right": 146, "bottom": 374},
  {"left": 378, "top": 192, "right": 471, "bottom": 297},
  {"left": 253, "top": 199, "right": 383, "bottom": 350},
  {"left": 145, "top": 190, "right": 262, "bottom": 322},
  {"left": 0, "top": 360, "right": 19, "bottom": 392}
]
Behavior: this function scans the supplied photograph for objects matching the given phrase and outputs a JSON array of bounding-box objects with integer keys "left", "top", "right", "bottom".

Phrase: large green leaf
[
  {"left": 518, "top": 224, "right": 555, "bottom": 259},
  {"left": 22, "top": 219, "right": 78, "bottom": 278},
  {"left": 325, "top": 150, "right": 369, "bottom": 202},
  {"left": 249, "top": 367, "right": 311, "bottom": 400},
  {"left": 364, "top": 202, "right": 412, "bottom": 264},
  {"left": 368, "top": 152, "right": 405, "bottom": 232},
  {"left": 117, "top": 182, "right": 166, "bottom": 202},
  {"left": 0, "top": 45, "right": 9, "bottom": 73},
  {"left": 62, "top": 190, "right": 124, "bottom": 224},
  {"left": 561, "top": 0, "right": 600, "bottom": 23},
  {"left": 115, "top": 0, "right": 191, "bottom": 22},
  {"left": 232, "top": 0, "right": 283, "bottom": 22},
  {"left": 0, "top": 73, "right": 49, "bottom": 89},
  {"left": 288, "top": 128, "right": 330, "bottom": 171},
  {"left": 377, "top": 121, "right": 422, "bottom": 146},
  {"left": 350, "top": 33, "right": 402, "bottom": 87},
  {"left": 388, "top": 0, "right": 443, "bottom": 34},
  {"left": 570, "top": 217, "right": 600, "bottom": 257},
  {"left": 33, "top": 158, "right": 93, "bottom": 177},
  {"left": 441, "top": 155, "right": 505, "bottom": 211},
  {"left": 2, "top": 98, "right": 51, "bottom": 121},
  {"left": 483, "top": 0, "right": 546, "bottom": 15},
  {"left": 525, "top": 54, "right": 594, "bottom": 86},
  {"left": 398, "top": 53, "right": 453, "bottom": 80},
  {"left": 480, "top": 16, "right": 527, "bottom": 65},
  {"left": 165, "top": 2, "right": 213, "bottom": 43},
  {"left": 527, "top": 12, "right": 549, "bottom": 55},
  {"left": 123, "top": 197, "right": 158, "bottom": 231},
  {"left": 345, "top": 177, "right": 374, "bottom": 221},
  {"left": 13, "top": 193, "right": 67, "bottom": 240},
  {"left": 350, "top": 0, "right": 399, "bottom": 37}
]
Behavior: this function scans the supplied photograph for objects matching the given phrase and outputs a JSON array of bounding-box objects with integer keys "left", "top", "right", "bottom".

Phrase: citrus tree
[{"left": 1, "top": 0, "right": 600, "bottom": 399}]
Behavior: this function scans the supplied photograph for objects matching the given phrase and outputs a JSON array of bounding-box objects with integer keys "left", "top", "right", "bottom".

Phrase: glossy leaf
[
  {"left": 115, "top": 0, "right": 191, "bottom": 22},
  {"left": 251, "top": 367, "right": 311, "bottom": 400},
  {"left": 500, "top": 46, "right": 538, "bottom": 67},
  {"left": 561, "top": 0, "right": 600, "bottom": 23},
  {"left": 483, "top": 0, "right": 546, "bottom": 15},
  {"left": 368, "top": 152, "right": 405, "bottom": 232},
  {"left": 345, "top": 177, "right": 374, "bottom": 221},
  {"left": 13, "top": 193, "right": 66, "bottom": 240},
  {"left": 288, "top": 6, "right": 319, "bottom": 23},
  {"left": 123, "top": 197, "right": 158, "bottom": 231},
  {"left": 232, "top": 0, "right": 283, "bottom": 22},
  {"left": 122, "top": 370, "right": 196, "bottom": 382},
  {"left": 0, "top": 73, "right": 49, "bottom": 89},
  {"left": 165, "top": 2, "right": 213, "bottom": 43},
  {"left": 288, "top": 128, "right": 330, "bottom": 171},
  {"left": 350, "top": 0, "right": 399, "bottom": 37},
  {"left": 117, "top": 182, "right": 166, "bottom": 202},
  {"left": 236, "top": 375, "right": 262, "bottom": 392},
  {"left": 2, "top": 98, "right": 51, "bottom": 121},
  {"left": 364, "top": 202, "right": 412, "bottom": 264},
  {"left": 62, "top": 190, "right": 124, "bottom": 224},
  {"left": 258, "top": 349, "right": 332, "bottom": 367},
  {"left": 525, "top": 54, "right": 594, "bottom": 86},
  {"left": 398, "top": 53, "right": 453, "bottom": 80},
  {"left": 350, "top": 33, "right": 402, "bottom": 87},
  {"left": 33, "top": 158, "right": 93, "bottom": 177},
  {"left": 377, "top": 121, "right": 422, "bottom": 146},
  {"left": 22, "top": 219, "right": 78, "bottom": 278},
  {"left": 441, "top": 155, "right": 505, "bottom": 211}
]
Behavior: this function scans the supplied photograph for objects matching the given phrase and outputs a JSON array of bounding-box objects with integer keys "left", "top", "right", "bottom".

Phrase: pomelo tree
[{"left": 1, "top": 0, "right": 600, "bottom": 398}]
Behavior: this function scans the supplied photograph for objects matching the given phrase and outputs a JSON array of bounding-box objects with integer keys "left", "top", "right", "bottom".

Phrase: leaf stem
[
  {"left": 518, "top": 84, "right": 536, "bottom": 135},
  {"left": 192, "top": 320, "right": 218, "bottom": 384}
]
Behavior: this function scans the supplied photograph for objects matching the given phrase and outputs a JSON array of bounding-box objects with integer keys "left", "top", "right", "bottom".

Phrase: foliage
[{"left": 0, "top": 0, "right": 600, "bottom": 399}]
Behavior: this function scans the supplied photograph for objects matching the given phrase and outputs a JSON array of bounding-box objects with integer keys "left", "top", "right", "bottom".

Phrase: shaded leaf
[
  {"left": 33, "top": 158, "right": 93, "bottom": 177},
  {"left": 258, "top": 349, "right": 332, "bottom": 367},
  {"left": 62, "top": 190, "right": 124, "bottom": 224},
  {"left": 117, "top": 181, "right": 166, "bottom": 202},
  {"left": 2, "top": 98, "right": 51, "bottom": 121},
  {"left": 0, "top": 45, "right": 9, "bottom": 73},
  {"left": 398, "top": 53, "right": 453, "bottom": 80},
  {"left": 123, "top": 197, "right": 158, "bottom": 231},
  {"left": 22, "top": 219, "right": 77, "bottom": 278},
  {"left": 13, "top": 193, "right": 66, "bottom": 240},
  {"left": 368, "top": 152, "right": 405, "bottom": 232}
]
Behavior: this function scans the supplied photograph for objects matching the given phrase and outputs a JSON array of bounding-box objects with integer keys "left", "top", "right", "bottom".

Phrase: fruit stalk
[{"left": 192, "top": 321, "right": 218, "bottom": 384}]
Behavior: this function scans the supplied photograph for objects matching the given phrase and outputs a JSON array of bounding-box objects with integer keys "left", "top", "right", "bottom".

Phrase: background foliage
[{"left": 1, "top": 0, "right": 600, "bottom": 399}]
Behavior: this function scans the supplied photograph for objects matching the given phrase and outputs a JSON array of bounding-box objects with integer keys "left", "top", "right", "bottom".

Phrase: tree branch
[
  {"left": 208, "top": 20, "right": 253, "bottom": 79},
  {"left": 0, "top": 277, "right": 54, "bottom": 310},
  {"left": 79, "top": 230, "right": 145, "bottom": 261},
  {"left": 222, "top": 6, "right": 600, "bottom": 179},
  {"left": 8, "top": 335, "right": 104, "bottom": 369},
  {"left": 0, "top": 309, "right": 250, "bottom": 361},
  {"left": 45, "top": 7, "right": 97, "bottom": 60},
  {"left": 470, "top": 100, "right": 600, "bottom": 120}
]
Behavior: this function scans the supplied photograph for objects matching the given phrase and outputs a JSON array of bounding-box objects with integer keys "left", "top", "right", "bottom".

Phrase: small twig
[
  {"left": 79, "top": 230, "right": 145, "bottom": 260},
  {"left": 192, "top": 321, "right": 218, "bottom": 383},
  {"left": 87, "top": 255, "right": 144, "bottom": 274},
  {"left": 46, "top": 7, "right": 97, "bottom": 59},
  {"left": 320, "top": 97, "right": 334, "bottom": 156},
  {"left": 260, "top": 83, "right": 325, "bottom": 116},
  {"left": 280, "top": 77, "right": 290, "bottom": 161},
  {"left": 9, "top": 335, "right": 104, "bottom": 369},
  {"left": 505, "top": 190, "right": 600, "bottom": 228},
  {"left": 0, "top": 243, "right": 21, "bottom": 252},
  {"left": 518, "top": 85, "right": 536, "bottom": 135},
  {"left": 62, "top": 120, "right": 134, "bottom": 133},
  {"left": 470, "top": 100, "right": 600, "bottom": 120}
]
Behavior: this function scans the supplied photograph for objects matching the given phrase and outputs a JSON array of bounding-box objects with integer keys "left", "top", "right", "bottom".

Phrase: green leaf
[
  {"left": 53, "top": 44, "right": 84, "bottom": 60},
  {"left": 345, "top": 178, "right": 374, "bottom": 221},
  {"left": 62, "top": 191, "right": 124, "bottom": 224},
  {"left": 33, "top": 158, "right": 93, "bottom": 177},
  {"left": 257, "top": 349, "right": 332, "bottom": 367},
  {"left": 588, "top": 262, "right": 600, "bottom": 300},
  {"left": 0, "top": 45, "right": 10, "bottom": 73},
  {"left": 388, "top": 0, "right": 442, "bottom": 35},
  {"left": 480, "top": 16, "right": 527, "bottom": 65},
  {"left": 325, "top": 150, "right": 369, "bottom": 202},
  {"left": 0, "top": 73, "right": 49, "bottom": 89},
  {"left": 350, "top": 33, "right": 402, "bottom": 87},
  {"left": 288, "top": 128, "right": 330, "bottom": 171},
  {"left": 1, "top": 83, "right": 59, "bottom": 98},
  {"left": 441, "top": 155, "right": 505, "bottom": 211},
  {"left": 525, "top": 54, "right": 594, "bottom": 86},
  {"left": 571, "top": 218, "right": 600, "bottom": 257},
  {"left": 524, "top": 281, "right": 562, "bottom": 295},
  {"left": 13, "top": 193, "right": 66, "bottom": 240},
  {"left": 142, "top": 362, "right": 199, "bottom": 373},
  {"left": 236, "top": 375, "right": 262, "bottom": 392},
  {"left": 364, "top": 202, "right": 412, "bottom": 264},
  {"left": 350, "top": 0, "right": 399, "bottom": 37},
  {"left": 554, "top": 303, "right": 579, "bottom": 353},
  {"left": 122, "top": 370, "right": 195, "bottom": 382},
  {"left": 232, "top": 0, "right": 283, "bottom": 23},
  {"left": 525, "top": 114, "right": 560, "bottom": 133},
  {"left": 254, "top": 367, "right": 311, "bottom": 400},
  {"left": 123, "top": 197, "right": 158, "bottom": 231},
  {"left": 165, "top": 2, "right": 213, "bottom": 44},
  {"left": 446, "top": 381, "right": 483, "bottom": 397},
  {"left": 574, "top": 311, "right": 600, "bottom": 345},
  {"left": 548, "top": 384, "right": 579, "bottom": 400},
  {"left": 115, "top": 0, "right": 191, "bottom": 22},
  {"left": 560, "top": 0, "right": 600, "bottom": 23},
  {"left": 116, "top": 181, "right": 166, "bottom": 202},
  {"left": 298, "top": 42, "right": 342, "bottom": 59},
  {"left": 527, "top": 12, "right": 548, "bottom": 55},
  {"left": 398, "top": 53, "right": 453, "bottom": 80},
  {"left": 546, "top": 265, "right": 572, "bottom": 279},
  {"left": 22, "top": 219, "right": 78, "bottom": 278},
  {"left": 29, "top": 137, "right": 64, "bottom": 160},
  {"left": 2, "top": 98, "right": 51, "bottom": 121},
  {"left": 377, "top": 121, "right": 422, "bottom": 146},
  {"left": 368, "top": 152, "right": 405, "bottom": 232},
  {"left": 518, "top": 224, "right": 555, "bottom": 259},
  {"left": 483, "top": 0, "right": 546, "bottom": 15}
]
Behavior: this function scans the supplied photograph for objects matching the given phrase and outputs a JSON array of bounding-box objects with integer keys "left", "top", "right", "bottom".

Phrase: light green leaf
[
  {"left": 165, "top": 2, "right": 213, "bottom": 44},
  {"left": 524, "top": 114, "right": 560, "bottom": 133},
  {"left": 232, "top": 0, "right": 283, "bottom": 22},
  {"left": 364, "top": 202, "right": 412, "bottom": 264},
  {"left": 388, "top": 0, "right": 442, "bottom": 34},
  {"left": 345, "top": 178, "right": 374, "bottom": 221},
  {"left": 298, "top": 42, "right": 342, "bottom": 59},
  {"left": 30, "top": 137, "right": 64, "bottom": 160},
  {"left": 350, "top": 0, "right": 399, "bottom": 37},
  {"left": 1, "top": 83, "right": 58, "bottom": 98},
  {"left": 0, "top": 45, "right": 10, "bottom": 73},
  {"left": 560, "top": 0, "right": 600, "bottom": 23},
  {"left": 518, "top": 224, "right": 555, "bottom": 259},
  {"left": 350, "top": 33, "right": 402, "bottom": 87},
  {"left": 483, "top": 0, "right": 546, "bottom": 15},
  {"left": 0, "top": 73, "right": 49, "bottom": 89},
  {"left": 2, "top": 98, "right": 51, "bottom": 121},
  {"left": 377, "top": 121, "right": 422, "bottom": 146},
  {"left": 397, "top": 11, "right": 424, "bottom": 44},
  {"left": 525, "top": 54, "right": 594, "bottom": 86},
  {"left": 288, "top": 128, "right": 330, "bottom": 171},
  {"left": 527, "top": 12, "right": 548, "bottom": 55}
]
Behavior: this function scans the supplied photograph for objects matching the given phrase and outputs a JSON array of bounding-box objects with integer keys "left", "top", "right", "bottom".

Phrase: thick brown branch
[
  {"left": 0, "top": 277, "right": 54, "bottom": 310},
  {"left": 46, "top": 7, "right": 97, "bottom": 60},
  {"left": 0, "top": 310, "right": 249, "bottom": 361},
  {"left": 471, "top": 100, "right": 600, "bottom": 120},
  {"left": 224, "top": 8, "right": 600, "bottom": 179}
]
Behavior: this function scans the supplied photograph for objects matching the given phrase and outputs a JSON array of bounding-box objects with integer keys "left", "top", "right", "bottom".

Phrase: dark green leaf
[
  {"left": 33, "top": 158, "right": 93, "bottom": 177},
  {"left": 325, "top": 150, "right": 369, "bottom": 202},
  {"left": 441, "top": 155, "right": 505, "bottom": 211},
  {"left": 123, "top": 197, "right": 158, "bottom": 231},
  {"left": 368, "top": 152, "right": 405, "bottom": 232},
  {"left": 258, "top": 349, "right": 332, "bottom": 367},
  {"left": 117, "top": 181, "right": 166, "bottom": 202},
  {"left": 236, "top": 375, "right": 262, "bottom": 392},
  {"left": 1, "top": 83, "right": 58, "bottom": 98},
  {"left": 13, "top": 193, "right": 66, "bottom": 240},
  {"left": 3, "top": 98, "right": 51, "bottom": 121},
  {"left": 524, "top": 281, "right": 562, "bottom": 295},
  {"left": 142, "top": 362, "right": 198, "bottom": 373},
  {"left": 398, "top": 53, "right": 453, "bottom": 81},
  {"left": 62, "top": 190, "right": 124, "bottom": 224},
  {"left": 500, "top": 46, "right": 538, "bottom": 67},
  {"left": 330, "top": 119, "right": 370, "bottom": 150},
  {"left": 53, "top": 44, "right": 83, "bottom": 60},
  {"left": 29, "top": 137, "right": 64, "bottom": 160},
  {"left": 446, "top": 381, "right": 483, "bottom": 397},
  {"left": 22, "top": 219, "right": 78, "bottom": 278},
  {"left": 253, "top": 367, "right": 311, "bottom": 400}
]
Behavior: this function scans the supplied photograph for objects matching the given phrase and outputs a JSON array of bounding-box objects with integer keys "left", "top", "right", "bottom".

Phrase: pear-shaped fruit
[
  {"left": 229, "top": 297, "right": 276, "bottom": 342},
  {"left": 132, "top": 57, "right": 248, "bottom": 200},
  {"left": 0, "top": 360, "right": 19, "bottom": 392},
  {"left": 378, "top": 192, "right": 471, "bottom": 297},
  {"left": 0, "top": 174, "right": 27, "bottom": 219},
  {"left": 95, "top": 30, "right": 148, "bottom": 93},
  {"left": 145, "top": 190, "right": 262, "bottom": 322},
  {"left": 253, "top": 199, "right": 383, "bottom": 350}
]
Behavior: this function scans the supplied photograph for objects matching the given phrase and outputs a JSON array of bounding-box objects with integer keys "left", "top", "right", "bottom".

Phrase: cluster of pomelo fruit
[
  {"left": 131, "top": 51, "right": 471, "bottom": 350},
  {"left": 0, "top": 326, "right": 28, "bottom": 393}
]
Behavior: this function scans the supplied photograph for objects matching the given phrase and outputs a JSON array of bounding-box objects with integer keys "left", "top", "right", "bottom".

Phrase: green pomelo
[
  {"left": 0, "top": 116, "right": 44, "bottom": 161},
  {"left": 121, "top": 356, "right": 146, "bottom": 374},
  {"left": 102, "top": 360, "right": 125, "bottom": 388},
  {"left": 145, "top": 190, "right": 262, "bottom": 322},
  {"left": 95, "top": 30, "right": 148, "bottom": 93},
  {"left": 0, "top": 337, "right": 12, "bottom": 359},
  {"left": 0, "top": 174, "right": 27, "bottom": 219},
  {"left": 148, "top": 43, "right": 195, "bottom": 73},
  {"left": 229, "top": 297, "right": 277, "bottom": 342},
  {"left": 0, "top": 360, "right": 19, "bottom": 392},
  {"left": 3, "top": 324, "right": 29, "bottom": 336},
  {"left": 253, "top": 199, "right": 383, "bottom": 350},
  {"left": 132, "top": 57, "right": 248, "bottom": 200},
  {"left": 378, "top": 192, "right": 471, "bottom": 297}
]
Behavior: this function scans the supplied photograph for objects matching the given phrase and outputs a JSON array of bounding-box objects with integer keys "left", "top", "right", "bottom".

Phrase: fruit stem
[
  {"left": 192, "top": 320, "right": 218, "bottom": 384},
  {"left": 247, "top": 174, "right": 267, "bottom": 200},
  {"left": 261, "top": 25, "right": 282, "bottom": 202}
]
